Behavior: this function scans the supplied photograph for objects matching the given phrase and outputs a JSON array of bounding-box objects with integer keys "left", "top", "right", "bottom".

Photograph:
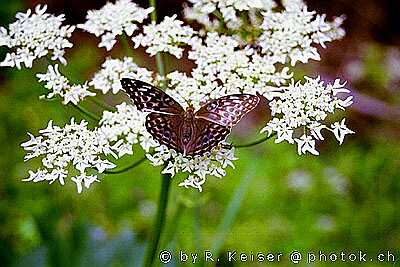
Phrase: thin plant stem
[
  {"left": 141, "top": 2, "right": 171, "bottom": 267},
  {"left": 103, "top": 156, "right": 147, "bottom": 174},
  {"left": 149, "top": 0, "right": 157, "bottom": 21},
  {"left": 89, "top": 97, "right": 115, "bottom": 112},
  {"left": 233, "top": 133, "right": 277, "bottom": 148},
  {"left": 120, "top": 34, "right": 134, "bottom": 57},
  {"left": 142, "top": 171, "right": 171, "bottom": 267},
  {"left": 154, "top": 53, "right": 165, "bottom": 79},
  {"left": 70, "top": 103, "right": 100, "bottom": 122},
  {"left": 149, "top": 0, "right": 166, "bottom": 79}
]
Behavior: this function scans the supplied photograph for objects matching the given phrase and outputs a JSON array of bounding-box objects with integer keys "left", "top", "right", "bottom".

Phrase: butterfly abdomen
[{"left": 181, "top": 121, "right": 193, "bottom": 145}]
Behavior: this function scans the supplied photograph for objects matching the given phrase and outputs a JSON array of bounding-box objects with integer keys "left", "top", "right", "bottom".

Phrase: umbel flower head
[
  {"left": 132, "top": 15, "right": 196, "bottom": 58},
  {"left": 78, "top": 0, "right": 154, "bottom": 51},
  {"left": 0, "top": 5, "right": 75, "bottom": 68},
  {"left": 16, "top": 0, "right": 353, "bottom": 193},
  {"left": 37, "top": 64, "right": 95, "bottom": 104}
]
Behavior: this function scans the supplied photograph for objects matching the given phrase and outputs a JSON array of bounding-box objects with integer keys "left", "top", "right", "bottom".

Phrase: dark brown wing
[
  {"left": 184, "top": 118, "right": 231, "bottom": 156},
  {"left": 195, "top": 94, "right": 259, "bottom": 127},
  {"left": 121, "top": 78, "right": 184, "bottom": 115},
  {"left": 145, "top": 113, "right": 183, "bottom": 153}
]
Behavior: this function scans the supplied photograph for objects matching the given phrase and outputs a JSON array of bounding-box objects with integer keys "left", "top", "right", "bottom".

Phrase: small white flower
[
  {"left": 133, "top": 15, "right": 196, "bottom": 58},
  {"left": 22, "top": 168, "right": 68, "bottom": 185},
  {"left": 78, "top": 0, "right": 154, "bottom": 51},
  {"left": 295, "top": 135, "right": 319, "bottom": 155},
  {"left": 90, "top": 57, "right": 154, "bottom": 94},
  {"left": 178, "top": 175, "right": 206, "bottom": 192},
  {"left": 0, "top": 5, "right": 75, "bottom": 69},
  {"left": 71, "top": 174, "right": 99, "bottom": 194},
  {"left": 63, "top": 83, "right": 95, "bottom": 105},
  {"left": 330, "top": 118, "right": 354, "bottom": 145},
  {"left": 37, "top": 65, "right": 96, "bottom": 104}
]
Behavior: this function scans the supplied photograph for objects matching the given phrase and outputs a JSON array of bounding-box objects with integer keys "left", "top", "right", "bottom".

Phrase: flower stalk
[
  {"left": 70, "top": 103, "right": 100, "bottom": 122},
  {"left": 234, "top": 133, "right": 277, "bottom": 148},
  {"left": 149, "top": 0, "right": 166, "bottom": 78},
  {"left": 103, "top": 156, "right": 146, "bottom": 174},
  {"left": 141, "top": 2, "right": 171, "bottom": 266},
  {"left": 142, "top": 171, "right": 171, "bottom": 267}
]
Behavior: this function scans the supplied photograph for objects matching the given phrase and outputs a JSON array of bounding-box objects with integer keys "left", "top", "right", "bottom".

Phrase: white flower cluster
[
  {"left": 133, "top": 15, "right": 196, "bottom": 58},
  {"left": 21, "top": 119, "right": 115, "bottom": 193},
  {"left": 183, "top": 0, "right": 345, "bottom": 66},
  {"left": 90, "top": 57, "right": 154, "bottom": 94},
  {"left": 0, "top": 5, "right": 75, "bottom": 69},
  {"left": 258, "top": 0, "right": 345, "bottom": 66},
  {"left": 98, "top": 102, "right": 156, "bottom": 156},
  {"left": 166, "top": 32, "right": 292, "bottom": 110},
  {"left": 37, "top": 65, "right": 95, "bottom": 105},
  {"left": 260, "top": 77, "right": 354, "bottom": 155},
  {"left": 21, "top": 103, "right": 150, "bottom": 193},
  {"left": 184, "top": 0, "right": 276, "bottom": 29},
  {"left": 78, "top": 0, "right": 153, "bottom": 51},
  {"left": 21, "top": 102, "right": 238, "bottom": 192},
  {"left": 147, "top": 144, "right": 237, "bottom": 192}
]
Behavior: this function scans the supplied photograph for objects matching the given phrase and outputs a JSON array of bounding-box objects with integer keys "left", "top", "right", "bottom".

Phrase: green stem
[
  {"left": 149, "top": 0, "right": 166, "bottom": 79},
  {"left": 149, "top": 0, "right": 158, "bottom": 22},
  {"left": 141, "top": 3, "right": 171, "bottom": 266},
  {"left": 120, "top": 34, "right": 134, "bottom": 57},
  {"left": 142, "top": 171, "right": 171, "bottom": 267},
  {"left": 70, "top": 103, "right": 100, "bottom": 122},
  {"left": 103, "top": 156, "right": 147, "bottom": 174},
  {"left": 233, "top": 133, "right": 276, "bottom": 148},
  {"left": 155, "top": 53, "right": 165, "bottom": 79},
  {"left": 89, "top": 97, "right": 115, "bottom": 112}
]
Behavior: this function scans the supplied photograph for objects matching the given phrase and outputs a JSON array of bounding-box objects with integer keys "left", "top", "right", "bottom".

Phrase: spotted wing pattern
[
  {"left": 195, "top": 94, "right": 259, "bottom": 127},
  {"left": 185, "top": 118, "right": 231, "bottom": 156},
  {"left": 145, "top": 113, "right": 183, "bottom": 153},
  {"left": 122, "top": 78, "right": 260, "bottom": 156},
  {"left": 121, "top": 78, "right": 184, "bottom": 115}
]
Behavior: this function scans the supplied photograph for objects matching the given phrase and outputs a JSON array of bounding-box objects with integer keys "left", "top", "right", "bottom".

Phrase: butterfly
[{"left": 121, "top": 78, "right": 260, "bottom": 156}]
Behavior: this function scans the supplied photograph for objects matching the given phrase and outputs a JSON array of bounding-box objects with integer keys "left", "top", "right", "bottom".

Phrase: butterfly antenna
[{"left": 184, "top": 98, "right": 193, "bottom": 108}]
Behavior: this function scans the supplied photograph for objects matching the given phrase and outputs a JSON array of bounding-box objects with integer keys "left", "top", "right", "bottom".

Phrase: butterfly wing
[
  {"left": 195, "top": 94, "right": 259, "bottom": 127},
  {"left": 145, "top": 113, "right": 183, "bottom": 153},
  {"left": 121, "top": 78, "right": 184, "bottom": 115},
  {"left": 184, "top": 118, "right": 231, "bottom": 156}
]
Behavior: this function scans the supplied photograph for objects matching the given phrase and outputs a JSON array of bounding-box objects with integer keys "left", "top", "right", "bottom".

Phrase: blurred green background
[{"left": 0, "top": 0, "right": 399, "bottom": 266}]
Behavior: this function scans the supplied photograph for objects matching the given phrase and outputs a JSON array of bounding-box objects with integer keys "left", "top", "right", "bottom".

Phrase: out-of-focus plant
[{"left": 0, "top": 0, "right": 354, "bottom": 265}]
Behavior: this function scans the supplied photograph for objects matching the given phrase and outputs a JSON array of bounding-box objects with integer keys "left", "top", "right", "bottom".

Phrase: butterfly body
[
  {"left": 181, "top": 108, "right": 195, "bottom": 146},
  {"left": 121, "top": 78, "right": 260, "bottom": 156}
]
